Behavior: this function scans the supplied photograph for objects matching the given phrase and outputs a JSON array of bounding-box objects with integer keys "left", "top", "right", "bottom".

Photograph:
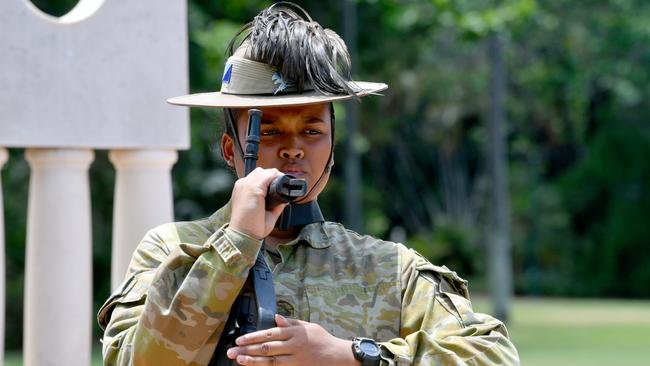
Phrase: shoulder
[
  {"left": 321, "top": 221, "right": 405, "bottom": 253},
  {"left": 148, "top": 217, "right": 216, "bottom": 245},
  {"left": 126, "top": 217, "right": 218, "bottom": 274},
  {"left": 314, "top": 222, "right": 407, "bottom": 279},
  {"left": 318, "top": 222, "right": 469, "bottom": 297},
  {"left": 401, "top": 247, "right": 469, "bottom": 299},
  {"left": 321, "top": 222, "right": 469, "bottom": 298},
  {"left": 143, "top": 202, "right": 229, "bottom": 250},
  {"left": 319, "top": 221, "right": 438, "bottom": 266}
]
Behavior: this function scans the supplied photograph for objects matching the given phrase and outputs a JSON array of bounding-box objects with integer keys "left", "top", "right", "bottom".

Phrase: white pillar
[
  {"left": 0, "top": 147, "right": 8, "bottom": 366},
  {"left": 24, "top": 148, "right": 94, "bottom": 366},
  {"left": 109, "top": 149, "right": 177, "bottom": 289}
]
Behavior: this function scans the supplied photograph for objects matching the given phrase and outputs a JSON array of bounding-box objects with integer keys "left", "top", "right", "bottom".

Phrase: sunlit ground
[{"left": 5, "top": 297, "right": 650, "bottom": 365}]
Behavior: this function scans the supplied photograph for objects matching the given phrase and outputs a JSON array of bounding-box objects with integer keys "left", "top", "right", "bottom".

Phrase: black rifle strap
[
  {"left": 276, "top": 200, "right": 324, "bottom": 230},
  {"left": 252, "top": 250, "right": 277, "bottom": 330}
]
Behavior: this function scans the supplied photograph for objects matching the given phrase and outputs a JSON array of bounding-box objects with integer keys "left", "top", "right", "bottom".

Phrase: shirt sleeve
[
  {"left": 378, "top": 248, "right": 520, "bottom": 366},
  {"left": 97, "top": 222, "right": 262, "bottom": 366}
]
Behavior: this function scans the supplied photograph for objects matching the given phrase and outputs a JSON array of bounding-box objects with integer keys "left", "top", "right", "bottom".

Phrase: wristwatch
[{"left": 351, "top": 337, "right": 381, "bottom": 366}]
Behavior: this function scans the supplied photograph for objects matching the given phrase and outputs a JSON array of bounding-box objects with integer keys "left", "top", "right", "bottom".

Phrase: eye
[
  {"left": 304, "top": 129, "right": 322, "bottom": 135},
  {"left": 261, "top": 130, "right": 279, "bottom": 136}
]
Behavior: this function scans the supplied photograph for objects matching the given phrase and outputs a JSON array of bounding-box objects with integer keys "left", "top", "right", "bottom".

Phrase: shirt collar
[
  {"left": 208, "top": 201, "right": 331, "bottom": 249},
  {"left": 290, "top": 222, "right": 331, "bottom": 249}
]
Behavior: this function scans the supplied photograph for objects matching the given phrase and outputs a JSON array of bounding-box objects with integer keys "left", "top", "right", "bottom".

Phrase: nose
[{"left": 279, "top": 147, "right": 304, "bottom": 159}]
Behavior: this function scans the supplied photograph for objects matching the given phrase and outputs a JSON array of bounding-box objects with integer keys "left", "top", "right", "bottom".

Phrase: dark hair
[{"left": 227, "top": 2, "right": 356, "bottom": 96}]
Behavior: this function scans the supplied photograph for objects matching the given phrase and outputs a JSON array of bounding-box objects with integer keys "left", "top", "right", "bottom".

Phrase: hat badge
[{"left": 222, "top": 62, "right": 233, "bottom": 84}]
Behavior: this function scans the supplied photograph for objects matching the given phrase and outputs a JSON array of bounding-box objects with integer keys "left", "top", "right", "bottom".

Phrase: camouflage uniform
[{"left": 98, "top": 202, "right": 519, "bottom": 365}]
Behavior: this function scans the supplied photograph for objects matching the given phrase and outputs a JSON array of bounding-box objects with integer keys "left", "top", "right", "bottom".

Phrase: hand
[
  {"left": 229, "top": 168, "right": 288, "bottom": 240},
  {"left": 226, "top": 314, "right": 359, "bottom": 366}
]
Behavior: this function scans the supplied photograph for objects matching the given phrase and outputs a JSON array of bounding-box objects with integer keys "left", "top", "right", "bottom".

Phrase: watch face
[{"left": 360, "top": 340, "right": 380, "bottom": 357}]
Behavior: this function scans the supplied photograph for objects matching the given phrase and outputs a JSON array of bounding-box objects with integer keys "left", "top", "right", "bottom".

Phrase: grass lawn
[
  {"left": 5, "top": 297, "right": 650, "bottom": 365},
  {"left": 473, "top": 297, "right": 650, "bottom": 366}
]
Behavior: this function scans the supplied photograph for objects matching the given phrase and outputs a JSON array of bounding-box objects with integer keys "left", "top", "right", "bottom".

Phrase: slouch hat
[{"left": 168, "top": 2, "right": 387, "bottom": 108}]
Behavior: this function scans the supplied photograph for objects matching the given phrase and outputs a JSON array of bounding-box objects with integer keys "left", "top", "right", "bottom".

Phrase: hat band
[{"left": 220, "top": 56, "right": 314, "bottom": 95}]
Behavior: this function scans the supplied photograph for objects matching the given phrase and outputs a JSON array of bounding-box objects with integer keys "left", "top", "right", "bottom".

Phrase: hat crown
[
  {"left": 226, "top": 2, "right": 355, "bottom": 97},
  {"left": 220, "top": 56, "right": 315, "bottom": 95}
]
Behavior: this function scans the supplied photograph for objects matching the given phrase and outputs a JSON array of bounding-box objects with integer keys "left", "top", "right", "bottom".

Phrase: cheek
[
  {"left": 313, "top": 138, "right": 332, "bottom": 164},
  {"left": 256, "top": 144, "right": 278, "bottom": 166}
]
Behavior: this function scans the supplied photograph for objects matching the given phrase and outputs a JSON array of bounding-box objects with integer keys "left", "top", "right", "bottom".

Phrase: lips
[{"left": 280, "top": 164, "right": 307, "bottom": 177}]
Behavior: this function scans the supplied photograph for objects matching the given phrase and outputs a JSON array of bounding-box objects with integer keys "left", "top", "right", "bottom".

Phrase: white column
[
  {"left": 24, "top": 148, "right": 94, "bottom": 366},
  {"left": 109, "top": 149, "right": 177, "bottom": 289},
  {"left": 0, "top": 147, "right": 8, "bottom": 366}
]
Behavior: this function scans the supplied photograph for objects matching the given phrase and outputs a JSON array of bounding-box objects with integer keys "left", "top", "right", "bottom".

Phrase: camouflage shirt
[{"left": 98, "top": 203, "right": 519, "bottom": 365}]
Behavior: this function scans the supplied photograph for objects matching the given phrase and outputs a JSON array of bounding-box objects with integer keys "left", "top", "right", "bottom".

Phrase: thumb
[
  {"left": 275, "top": 314, "right": 291, "bottom": 327},
  {"left": 268, "top": 202, "right": 288, "bottom": 217},
  {"left": 264, "top": 203, "right": 288, "bottom": 231},
  {"left": 275, "top": 314, "right": 304, "bottom": 327}
]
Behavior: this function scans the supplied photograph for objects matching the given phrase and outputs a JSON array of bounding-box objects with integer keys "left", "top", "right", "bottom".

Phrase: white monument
[{"left": 0, "top": 1, "right": 189, "bottom": 365}]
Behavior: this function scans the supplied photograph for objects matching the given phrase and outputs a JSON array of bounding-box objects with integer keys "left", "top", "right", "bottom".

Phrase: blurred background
[{"left": 4, "top": 0, "right": 650, "bottom": 365}]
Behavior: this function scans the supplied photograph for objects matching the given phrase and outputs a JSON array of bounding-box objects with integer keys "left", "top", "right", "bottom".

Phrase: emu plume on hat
[{"left": 167, "top": 2, "right": 387, "bottom": 108}]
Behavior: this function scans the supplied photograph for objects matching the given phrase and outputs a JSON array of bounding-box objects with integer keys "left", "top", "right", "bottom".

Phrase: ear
[
  {"left": 325, "top": 153, "right": 334, "bottom": 173},
  {"left": 220, "top": 133, "right": 235, "bottom": 167}
]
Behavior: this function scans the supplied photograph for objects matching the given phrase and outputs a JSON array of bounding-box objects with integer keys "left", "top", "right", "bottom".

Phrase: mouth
[{"left": 280, "top": 164, "right": 307, "bottom": 178}]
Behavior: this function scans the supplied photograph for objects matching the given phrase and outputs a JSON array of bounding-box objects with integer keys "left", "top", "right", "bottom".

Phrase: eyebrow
[
  {"left": 259, "top": 116, "right": 326, "bottom": 124},
  {"left": 304, "top": 117, "right": 325, "bottom": 123}
]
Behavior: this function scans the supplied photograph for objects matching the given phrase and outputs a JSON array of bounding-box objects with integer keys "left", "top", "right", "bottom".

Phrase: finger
[
  {"left": 264, "top": 203, "right": 288, "bottom": 232},
  {"left": 247, "top": 167, "right": 283, "bottom": 190},
  {"left": 275, "top": 314, "right": 291, "bottom": 327},
  {"left": 235, "top": 168, "right": 282, "bottom": 198},
  {"left": 227, "top": 347, "right": 238, "bottom": 359},
  {"left": 231, "top": 340, "right": 291, "bottom": 357},
  {"left": 275, "top": 314, "right": 305, "bottom": 326},
  {"left": 236, "top": 354, "right": 290, "bottom": 365},
  {"left": 267, "top": 201, "right": 288, "bottom": 216},
  {"left": 236, "top": 327, "right": 290, "bottom": 346}
]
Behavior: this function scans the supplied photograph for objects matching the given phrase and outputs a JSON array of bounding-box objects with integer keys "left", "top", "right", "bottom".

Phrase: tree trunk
[
  {"left": 342, "top": 0, "right": 362, "bottom": 231},
  {"left": 487, "top": 32, "right": 513, "bottom": 322}
]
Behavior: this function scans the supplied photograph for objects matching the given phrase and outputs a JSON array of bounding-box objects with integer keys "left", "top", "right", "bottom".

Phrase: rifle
[{"left": 211, "top": 109, "right": 307, "bottom": 365}]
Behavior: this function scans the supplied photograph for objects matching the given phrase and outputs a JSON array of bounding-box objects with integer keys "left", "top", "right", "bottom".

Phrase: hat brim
[{"left": 167, "top": 81, "right": 387, "bottom": 108}]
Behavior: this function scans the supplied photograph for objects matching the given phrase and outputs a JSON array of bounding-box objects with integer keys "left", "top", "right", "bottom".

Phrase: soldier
[{"left": 98, "top": 3, "right": 519, "bottom": 365}]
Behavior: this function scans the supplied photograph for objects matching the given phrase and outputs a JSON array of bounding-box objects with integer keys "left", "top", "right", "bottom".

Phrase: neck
[
  {"left": 264, "top": 199, "right": 324, "bottom": 250},
  {"left": 265, "top": 226, "right": 301, "bottom": 250}
]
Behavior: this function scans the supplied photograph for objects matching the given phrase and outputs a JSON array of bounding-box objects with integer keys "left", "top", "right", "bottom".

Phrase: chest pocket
[{"left": 305, "top": 282, "right": 400, "bottom": 341}]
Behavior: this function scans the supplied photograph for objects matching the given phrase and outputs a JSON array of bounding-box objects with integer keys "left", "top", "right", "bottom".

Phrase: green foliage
[
  {"left": 503, "top": 0, "right": 650, "bottom": 298},
  {"left": 433, "top": 0, "right": 538, "bottom": 38},
  {"left": 3, "top": 151, "right": 29, "bottom": 350},
  {"left": 558, "top": 120, "right": 650, "bottom": 297},
  {"left": 408, "top": 217, "right": 482, "bottom": 279}
]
